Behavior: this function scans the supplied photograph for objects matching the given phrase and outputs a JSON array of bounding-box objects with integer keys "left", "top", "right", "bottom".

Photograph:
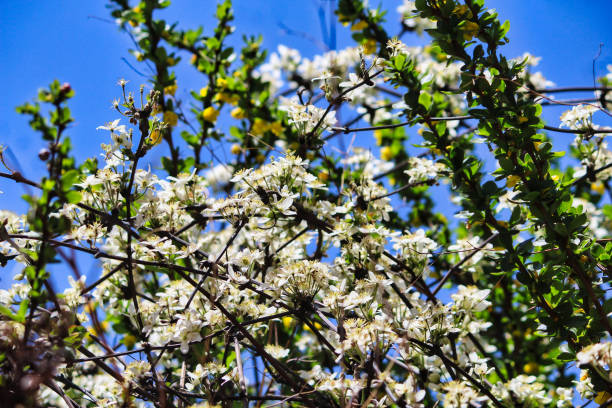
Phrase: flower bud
[{"left": 38, "top": 148, "right": 50, "bottom": 161}]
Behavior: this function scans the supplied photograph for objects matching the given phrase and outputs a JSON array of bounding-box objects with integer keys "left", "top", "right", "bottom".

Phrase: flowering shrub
[{"left": 2, "top": 0, "right": 612, "bottom": 407}]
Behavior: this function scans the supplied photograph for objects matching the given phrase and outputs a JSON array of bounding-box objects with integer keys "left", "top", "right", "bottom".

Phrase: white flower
[
  {"left": 312, "top": 70, "right": 341, "bottom": 83},
  {"left": 96, "top": 119, "right": 126, "bottom": 134},
  {"left": 265, "top": 344, "right": 289, "bottom": 359},
  {"left": 404, "top": 157, "right": 444, "bottom": 183},
  {"left": 576, "top": 342, "right": 612, "bottom": 368},
  {"left": 555, "top": 387, "right": 574, "bottom": 408},
  {"left": 560, "top": 104, "right": 599, "bottom": 130},
  {"left": 451, "top": 285, "right": 491, "bottom": 313},
  {"left": 442, "top": 381, "right": 485, "bottom": 408},
  {"left": 206, "top": 164, "right": 233, "bottom": 190}
]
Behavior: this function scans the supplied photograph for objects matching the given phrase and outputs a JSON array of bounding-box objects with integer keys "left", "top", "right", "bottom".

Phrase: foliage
[{"left": 1, "top": 0, "right": 612, "bottom": 407}]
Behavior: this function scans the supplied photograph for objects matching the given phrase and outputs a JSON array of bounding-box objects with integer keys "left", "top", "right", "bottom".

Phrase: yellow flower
[
  {"left": 591, "top": 181, "right": 605, "bottom": 195},
  {"left": 452, "top": 4, "right": 471, "bottom": 18},
  {"left": 150, "top": 129, "right": 163, "bottom": 145},
  {"left": 362, "top": 38, "right": 377, "bottom": 55},
  {"left": 267, "top": 121, "right": 284, "bottom": 136},
  {"left": 216, "top": 77, "right": 228, "bottom": 88},
  {"left": 231, "top": 107, "right": 247, "bottom": 119},
  {"left": 251, "top": 118, "right": 268, "bottom": 136},
  {"left": 199, "top": 86, "right": 208, "bottom": 98},
  {"left": 380, "top": 146, "right": 393, "bottom": 161},
  {"left": 302, "top": 322, "right": 322, "bottom": 332},
  {"left": 124, "top": 334, "right": 137, "bottom": 349},
  {"left": 216, "top": 92, "right": 240, "bottom": 105},
  {"left": 374, "top": 129, "right": 383, "bottom": 145},
  {"left": 230, "top": 144, "right": 242, "bottom": 155},
  {"left": 84, "top": 301, "right": 96, "bottom": 314},
  {"left": 351, "top": 20, "right": 368, "bottom": 31},
  {"left": 506, "top": 175, "right": 520, "bottom": 188},
  {"left": 87, "top": 321, "right": 109, "bottom": 336},
  {"left": 282, "top": 316, "right": 293, "bottom": 329},
  {"left": 164, "top": 83, "right": 177, "bottom": 96},
  {"left": 462, "top": 21, "right": 480, "bottom": 41},
  {"left": 202, "top": 106, "right": 220, "bottom": 123},
  {"left": 163, "top": 111, "right": 178, "bottom": 127},
  {"left": 523, "top": 362, "right": 539, "bottom": 374}
]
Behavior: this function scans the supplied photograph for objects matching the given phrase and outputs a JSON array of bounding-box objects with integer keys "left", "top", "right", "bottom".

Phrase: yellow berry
[
  {"left": 202, "top": 106, "right": 220, "bottom": 123},
  {"left": 318, "top": 171, "right": 329, "bottom": 182},
  {"left": 190, "top": 54, "right": 198, "bottom": 65},
  {"left": 199, "top": 86, "right": 208, "bottom": 98},
  {"left": 230, "top": 144, "right": 242, "bottom": 155},
  {"left": 256, "top": 154, "right": 266, "bottom": 164}
]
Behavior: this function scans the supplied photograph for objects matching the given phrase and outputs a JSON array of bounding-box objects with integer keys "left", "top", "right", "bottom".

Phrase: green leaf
[{"left": 65, "top": 190, "right": 82, "bottom": 204}]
